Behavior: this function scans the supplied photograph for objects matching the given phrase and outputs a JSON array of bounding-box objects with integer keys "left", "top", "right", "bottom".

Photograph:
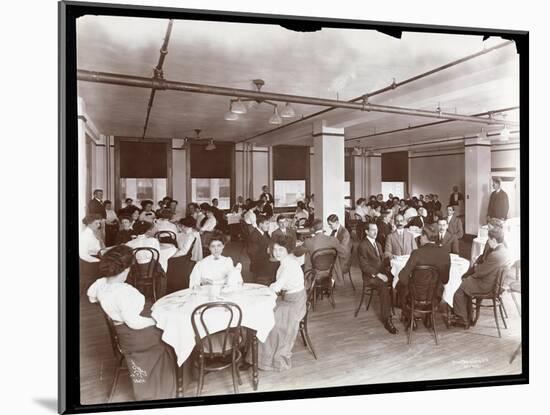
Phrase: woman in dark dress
[{"left": 87, "top": 245, "right": 176, "bottom": 401}]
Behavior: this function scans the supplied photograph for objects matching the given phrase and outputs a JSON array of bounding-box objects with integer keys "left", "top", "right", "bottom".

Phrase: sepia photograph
[{"left": 59, "top": 1, "right": 527, "bottom": 412}]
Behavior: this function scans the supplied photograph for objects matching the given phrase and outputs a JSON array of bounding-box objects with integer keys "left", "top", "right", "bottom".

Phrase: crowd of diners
[{"left": 80, "top": 177, "right": 512, "bottom": 401}]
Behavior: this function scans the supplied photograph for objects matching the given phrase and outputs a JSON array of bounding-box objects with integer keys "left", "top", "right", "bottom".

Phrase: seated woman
[
  {"left": 153, "top": 208, "right": 179, "bottom": 235},
  {"left": 293, "top": 201, "right": 309, "bottom": 227},
  {"left": 256, "top": 234, "right": 307, "bottom": 371},
  {"left": 129, "top": 208, "right": 140, "bottom": 229},
  {"left": 199, "top": 206, "right": 217, "bottom": 234},
  {"left": 87, "top": 245, "right": 176, "bottom": 401},
  {"left": 138, "top": 199, "right": 156, "bottom": 223},
  {"left": 79, "top": 213, "right": 104, "bottom": 296},
  {"left": 189, "top": 231, "right": 242, "bottom": 288},
  {"left": 165, "top": 217, "right": 203, "bottom": 293},
  {"left": 104, "top": 200, "right": 119, "bottom": 247},
  {"left": 115, "top": 216, "right": 135, "bottom": 245}
]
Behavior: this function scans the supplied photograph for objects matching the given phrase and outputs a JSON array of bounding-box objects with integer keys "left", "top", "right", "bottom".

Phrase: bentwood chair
[
  {"left": 155, "top": 230, "right": 178, "bottom": 248},
  {"left": 310, "top": 248, "right": 338, "bottom": 310},
  {"left": 467, "top": 267, "right": 509, "bottom": 338},
  {"left": 101, "top": 310, "right": 129, "bottom": 402},
  {"left": 354, "top": 273, "right": 395, "bottom": 318},
  {"left": 342, "top": 244, "right": 356, "bottom": 291},
  {"left": 508, "top": 280, "right": 522, "bottom": 363},
  {"left": 130, "top": 247, "right": 164, "bottom": 302},
  {"left": 299, "top": 270, "right": 318, "bottom": 359},
  {"left": 191, "top": 302, "right": 244, "bottom": 396},
  {"left": 296, "top": 217, "right": 308, "bottom": 228},
  {"left": 404, "top": 265, "right": 441, "bottom": 345}
]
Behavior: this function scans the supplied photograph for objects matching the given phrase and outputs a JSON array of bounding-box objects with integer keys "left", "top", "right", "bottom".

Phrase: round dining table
[{"left": 151, "top": 283, "right": 277, "bottom": 395}]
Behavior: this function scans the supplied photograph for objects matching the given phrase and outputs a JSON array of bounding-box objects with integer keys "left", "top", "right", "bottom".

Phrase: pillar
[
  {"left": 352, "top": 150, "right": 381, "bottom": 202},
  {"left": 464, "top": 137, "right": 492, "bottom": 235},
  {"left": 312, "top": 121, "right": 345, "bottom": 232},
  {"left": 77, "top": 97, "right": 88, "bottom": 230}
]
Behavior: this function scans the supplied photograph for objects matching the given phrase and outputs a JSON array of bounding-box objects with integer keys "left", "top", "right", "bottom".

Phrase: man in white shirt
[{"left": 384, "top": 214, "right": 417, "bottom": 258}]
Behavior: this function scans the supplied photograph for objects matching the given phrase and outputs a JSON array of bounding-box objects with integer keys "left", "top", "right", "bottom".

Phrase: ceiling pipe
[
  {"left": 77, "top": 69, "right": 516, "bottom": 127},
  {"left": 141, "top": 19, "right": 173, "bottom": 139},
  {"left": 237, "top": 40, "right": 515, "bottom": 143},
  {"left": 346, "top": 106, "right": 519, "bottom": 143}
]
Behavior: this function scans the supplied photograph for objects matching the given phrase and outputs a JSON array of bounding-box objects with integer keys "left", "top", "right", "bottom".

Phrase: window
[
  {"left": 120, "top": 178, "right": 167, "bottom": 207},
  {"left": 381, "top": 181, "right": 405, "bottom": 199},
  {"left": 274, "top": 180, "right": 306, "bottom": 207},
  {"left": 191, "top": 178, "right": 230, "bottom": 209}
]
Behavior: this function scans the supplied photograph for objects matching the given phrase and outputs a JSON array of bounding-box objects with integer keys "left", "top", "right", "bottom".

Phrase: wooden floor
[{"left": 79, "top": 238, "right": 522, "bottom": 405}]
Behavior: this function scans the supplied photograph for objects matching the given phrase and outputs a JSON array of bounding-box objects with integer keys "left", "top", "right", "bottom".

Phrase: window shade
[
  {"left": 345, "top": 155, "right": 353, "bottom": 182},
  {"left": 273, "top": 145, "right": 309, "bottom": 180},
  {"left": 190, "top": 142, "right": 233, "bottom": 178},
  {"left": 119, "top": 141, "right": 168, "bottom": 178},
  {"left": 382, "top": 151, "right": 408, "bottom": 182}
]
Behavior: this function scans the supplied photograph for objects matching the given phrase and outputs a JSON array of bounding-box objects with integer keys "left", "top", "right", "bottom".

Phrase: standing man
[
  {"left": 487, "top": 176, "right": 510, "bottom": 221},
  {"left": 448, "top": 185, "right": 464, "bottom": 208},
  {"left": 260, "top": 184, "right": 274, "bottom": 205},
  {"left": 327, "top": 214, "right": 352, "bottom": 280},
  {"left": 446, "top": 205, "right": 464, "bottom": 240},
  {"left": 88, "top": 189, "right": 106, "bottom": 219},
  {"left": 358, "top": 223, "right": 398, "bottom": 334},
  {"left": 384, "top": 214, "right": 418, "bottom": 258},
  {"left": 247, "top": 215, "right": 272, "bottom": 284}
]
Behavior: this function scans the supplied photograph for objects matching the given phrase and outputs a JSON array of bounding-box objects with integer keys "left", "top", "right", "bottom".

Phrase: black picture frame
[{"left": 59, "top": 1, "right": 529, "bottom": 413}]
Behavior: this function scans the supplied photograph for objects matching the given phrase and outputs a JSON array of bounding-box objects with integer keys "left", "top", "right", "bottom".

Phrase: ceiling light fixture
[
  {"left": 225, "top": 79, "right": 297, "bottom": 124},
  {"left": 205, "top": 139, "right": 217, "bottom": 151}
]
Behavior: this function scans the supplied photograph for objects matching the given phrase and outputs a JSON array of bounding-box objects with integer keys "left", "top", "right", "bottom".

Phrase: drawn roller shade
[
  {"left": 382, "top": 151, "right": 409, "bottom": 182},
  {"left": 273, "top": 145, "right": 309, "bottom": 180},
  {"left": 119, "top": 141, "right": 168, "bottom": 178},
  {"left": 190, "top": 142, "right": 233, "bottom": 178}
]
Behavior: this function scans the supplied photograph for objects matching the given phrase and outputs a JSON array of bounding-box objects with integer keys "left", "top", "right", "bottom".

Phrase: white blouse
[
  {"left": 174, "top": 231, "right": 203, "bottom": 261},
  {"left": 79, "top": 227, "right": 101, "bottom": 263},
  {"left": 138, "top": 210, "right": 156, "bottom": 223},
  {"left": 355, "top": 205, "right": 369, "bottom": 221},
  {"left": 189, "top": 255, "right": 237, "bottom": 288},
  {"left": 200, "top": 216, "right": 217, "bottom": 232},
  {"left": 87, "top": 278, "right": 154, "bottom": 330},
  {"left": 270, "top": 256, "right": 305, "bottom": 294},
  {"left": 105, "top": 210, "right": 118, "bottom": 225},
  {"left": 154, "top": 219, "right": 179, "bottom": 234}
]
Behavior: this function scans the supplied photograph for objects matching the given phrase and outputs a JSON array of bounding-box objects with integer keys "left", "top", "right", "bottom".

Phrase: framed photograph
[{"left": 59, "top": 1, "right": 528, "bottom": 413}]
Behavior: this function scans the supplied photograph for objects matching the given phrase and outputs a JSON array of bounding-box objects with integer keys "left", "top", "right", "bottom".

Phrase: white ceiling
[{"left": 76, "top": 15, "right": 520, "bottom": 151}]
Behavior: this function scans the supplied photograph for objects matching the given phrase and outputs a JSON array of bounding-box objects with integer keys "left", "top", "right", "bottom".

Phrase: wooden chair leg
[
  {"left": 196, "top": 358, "right": 205, "bottom": 397},
  {"left": 366, "top": 290, "right": 374, "bottom": 311},
  {"left": 432, "top": 309, "right": 439, "bottom": 345},
  {"left": 511, "top": 291, "right": 521, "bottom": 317},
  {"left": 492, "top": 299, "right": 501, "bottom": 338},
  {"left": 407, "top": 303, "right": 415, "bottom": 345},
  {"left": 347, "top": 271, "right": 356, "bottom": 291},
  {"left": 303, "top": 320, "right": 318, "bottom": 360},
  {"left": 354, "top": 283, "right": 366, "bottom": 317},
  {"left": 231, "top": 350, "right": 239, "bottom": 394},
  {"left": 499, "top": 302, "right": 508, "bottom": 329},
  {"left": 473, "top": 298, "right": 482, "bottom": 325},
  {"left": 107, "top": 359, "right": 123, "bottom": 403},
  {"left": 500, "top": 296, "right": 509, "bottom": 319},
  {"left": 299, "top": 324, "right": 307, "bottom": 347}
]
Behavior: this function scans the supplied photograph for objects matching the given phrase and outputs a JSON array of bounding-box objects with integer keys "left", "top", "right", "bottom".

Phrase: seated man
[
  {"left": 384, "top": 214, "right": 418, "bottom": 259},
  {"left": 302, "top": 219, "right": 345, "bottom": 284},
  {"left": 396, "top": 231, "right": 450, "bottom": 327},
  {"left": 327, "top": 214, "right": 352, "bottom": 278},
  {"left": 451, "top": 228, "right": 509, "bottom": 326},
  {"left": 435, "top": 218, "right": 459, "bottom": 255},
  {"left": 358, "top": 223, "right": 398, "bottom": 334},
  {"left": 271, "top": 214, "right": 297, "bottom": 251},
  {"left": 376, "top": 210, "right": 393, "bottom": 249},
  {"left": 406, "top": 207, "right": 428, "bottom": 229}
]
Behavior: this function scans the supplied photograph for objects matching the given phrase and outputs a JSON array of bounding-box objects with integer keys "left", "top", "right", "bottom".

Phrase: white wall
[
  {"left": 251, "top": 146, "right": 269, "bottom": 200},
  {"left": 409, "top": 150, "right": 465, "bottom": 204}
]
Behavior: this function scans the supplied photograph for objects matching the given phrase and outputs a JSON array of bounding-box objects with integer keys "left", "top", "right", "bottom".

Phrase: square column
[
  {"left": 464, "top": 137, "right": 492, "bottom": 235},
  {"left": 353, "top": 151, "right": 381, "bottom": 202},
  {"left": 312, "top": 121, "right": 345, "bottom": 232}
]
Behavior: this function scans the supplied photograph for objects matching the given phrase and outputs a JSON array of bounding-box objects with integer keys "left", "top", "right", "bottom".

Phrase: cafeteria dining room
[{"left": 75, "top": 14, "right": 523, "bottom": 404}]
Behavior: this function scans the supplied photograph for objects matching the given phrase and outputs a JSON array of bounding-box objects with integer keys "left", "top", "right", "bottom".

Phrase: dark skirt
[
  {"left": 115, "top": 324, "right": 176, "bottom": 401},
  {"left": 258, "top": 289, "right": 307, "bottom": 371},
  {"left": 166, "top": 253, "right": 195, "bottom": 294}
]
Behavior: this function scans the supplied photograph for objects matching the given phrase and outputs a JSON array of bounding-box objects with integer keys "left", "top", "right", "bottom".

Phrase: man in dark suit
[
  {"left": 271, "top": 214, "right": 297, "bottom": 252},
  {"left": 259, "top": 185, "right": 274, "bottom": 205},
  {"left": 487, "top": 176, "right": 510, "bottom": 221},
  {"left": 448, "top": 185, "right": 464, "bottom": 207},
  {"left": 358, "top": 223, "right": 398, "bottom": 334},
  {"left": 376, "top": 210, "right": 393, "bottom": 249},
  {"left": 451, "top": 228, "right": 510, "bottom": 326},
  {"left": 302, "top": 219, "right": 346, "bottom": 283},
  {"left": 384, "top": 214, "right": 418, "bottom": 258},
  {"left": 88, "top": 189, "right": 106, "bottom": 219},
  {"left": 247, "top": 215, "right": 272, "bottom": 284},
  {"left": 435, "top": 218, "right": 459, "bottom": 255},
  {"left": 327, "top": 214, "right": 352, "bottom": 278},
  {"left": 406, "top": 207, "right": 428, "bottom": 229},
  {"left": 397, "top": 232, "right": 451, "bottom": 327},
  {"left": 446, "top": 205, "right": 464, "bottom": 240}
]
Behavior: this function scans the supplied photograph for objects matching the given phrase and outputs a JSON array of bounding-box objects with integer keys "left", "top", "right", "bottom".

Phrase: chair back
[
  {"left": 101, "top": 310, "right": 124, "bottom": 358},
  {"left": 492, "top": 266, "right": 509, "bottom": 297},
  {"left": 155, "top": 230, "right": 177, "bottom": 247},
  {"left": 409, "top": 265, "right": 440, "bottom": 305},
  {"left": 311, "top": 247, "right": 337, "bottom": 282},
  {"left": 191, "top": 302, "right": 243, "bottom": 358},
  {"left": 130, "top": 247, "right": 160, "bottom": 283}
]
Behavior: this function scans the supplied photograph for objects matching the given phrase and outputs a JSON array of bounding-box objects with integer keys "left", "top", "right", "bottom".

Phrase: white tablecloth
[
  {"left": 159, "top": 244, "right": 178, "bottom": 271},
  {"left": 390, "top": 253, "right": 470, "bottom": 307},
  {"left": 470, "top": 218, "right": 521, "bottom": 265},
  {"left": 226, "top": 213, "right": 242, "bottom": 225},
  {"left": 151, "top": 283, "right": 277, "bottom": 366}
]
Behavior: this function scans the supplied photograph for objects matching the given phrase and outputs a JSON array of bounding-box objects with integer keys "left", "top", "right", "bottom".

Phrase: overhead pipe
[
  {"left": 346, "top": 106, "right": 519, "bottom": 143},
  {"left": 238, "top": 40, "right": 515, "bottom": 143},
  {"left": 141, "top": 19, "right": 174, "bottom": 139},
  {"left": 77, "top": 68, "right": 516, "bottom": 127}
]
